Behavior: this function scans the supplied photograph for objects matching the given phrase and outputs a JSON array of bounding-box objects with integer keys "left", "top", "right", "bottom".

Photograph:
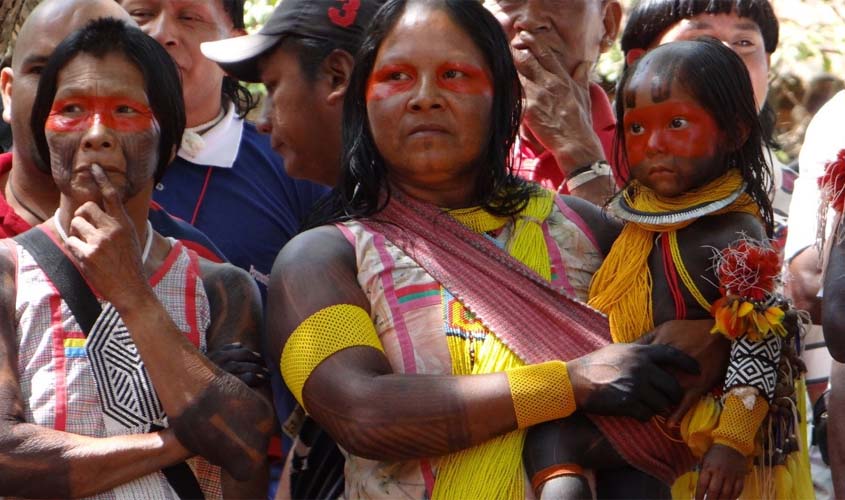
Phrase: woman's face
[
  {"left": 366, "top": 3, "right": 494, "bottom": 201},
  {"left": 45, "top": 51, "right": 160, "bottom": 204}
]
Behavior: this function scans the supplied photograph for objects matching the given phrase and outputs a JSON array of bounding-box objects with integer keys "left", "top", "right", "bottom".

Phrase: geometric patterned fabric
[
  {"left": 724, "top": 333, "right": 782, "bottom": 401},
  {"left": 87, "top": 304, "right": 166, "bottom": 431}
]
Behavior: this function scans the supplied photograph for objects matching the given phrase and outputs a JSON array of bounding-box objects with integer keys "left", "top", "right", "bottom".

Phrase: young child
[{"left": 524, "top": 39, "right": 810, "bottom": 499}]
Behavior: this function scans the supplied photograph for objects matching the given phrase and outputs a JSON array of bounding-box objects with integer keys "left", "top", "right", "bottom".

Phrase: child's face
[{"left": 623, "top": 63, "right": 725, "bottom": 197}]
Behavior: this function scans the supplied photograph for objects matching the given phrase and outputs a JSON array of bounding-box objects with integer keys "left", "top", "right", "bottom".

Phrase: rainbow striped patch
[{"left": 64, "top": 337, "right": 86, "bottom": 358}]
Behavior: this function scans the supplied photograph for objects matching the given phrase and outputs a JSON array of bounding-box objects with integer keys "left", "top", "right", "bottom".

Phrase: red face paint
[
  {"left": 366, "top": 62, "right": 492, "bottom": 101},
  {"left": 366, "top": 63, "right": 417, "bottom": 101},
  {"left": 46, "top": 96, "right": 155, "bottom": 133},
  {"left": 623, "top": 101, "right": 718, "bottom": 167},
  {"left": 435, "top": 62, "right": 492, "bottom": 96}
]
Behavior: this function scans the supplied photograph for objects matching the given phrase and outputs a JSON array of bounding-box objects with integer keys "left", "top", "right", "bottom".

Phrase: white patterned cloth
[{"left": 13, "top": 237, "right": 222, "bottom": 500}]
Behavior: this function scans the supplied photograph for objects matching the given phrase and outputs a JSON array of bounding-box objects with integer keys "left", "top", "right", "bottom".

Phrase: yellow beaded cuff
[
  {"left": 506, "top": 360, "right": 576, "bottom": 428},
  {"left": 712, "top": 393, "right": 769, "bottom": 457},
  {"left": 281, "top": 304, "right": 384, "bottom": 410}
]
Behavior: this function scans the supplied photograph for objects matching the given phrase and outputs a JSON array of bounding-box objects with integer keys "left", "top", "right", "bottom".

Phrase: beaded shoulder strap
[{"left": 667, "top": 231, "right": 712, "bottom": 312}]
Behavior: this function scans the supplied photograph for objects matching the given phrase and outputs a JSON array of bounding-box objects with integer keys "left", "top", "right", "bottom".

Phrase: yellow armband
[
  {"left": 712, "top": 392, "right": 769, "bottom": 456},
  {"left": 505, "top": 360, "right": 576, "bottom": 428},
  {"left": 281, "top": 304, "right": 384, "bottom": 409}
]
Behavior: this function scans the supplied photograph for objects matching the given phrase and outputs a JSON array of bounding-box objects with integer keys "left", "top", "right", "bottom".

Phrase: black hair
[
  {"left": 620, "top": 0, "right": 778, "bottom": 146},
  {"left": 216, "top": 0, "right": 256, "bottom": 117},
  {"left": 30, "top": 17, "right": 184, "bottom": 183},
  {"left": 221, "top": 0, "right": 245, "bottom": 30},
  {"left": 614, "top": 38, "right": 774, "bottom": 236},
  {"left": 314, "top": 0, "right": 532, "bottom": 225},
  {"left": 621, "top": 0, "right": 778, "bottom": 55},
  {"left": 282, "top": 36, "right": 343, "bottom": 83}
]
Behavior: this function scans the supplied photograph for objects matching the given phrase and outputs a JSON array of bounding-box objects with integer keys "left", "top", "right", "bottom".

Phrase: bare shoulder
[
  {"left": 197, "top": 258, "right": 262, "bottom": 349},
  {"left": 273, "top": 225, "right": 356, "bottom": 277},
  {"left": 266, "top": 225, "right": 366, "bottom": 361},
  {"left": 197, "top": 258, "right": 258, "bottom": 299},
  {"left": 687, "top": 211, "right": 767, "bottom": 253},
  {"left": 557, "top": 194, "right": 623, "bottom": 256},
  {"left": 269, "top": 225, "right": 359, "bottom": 305}
]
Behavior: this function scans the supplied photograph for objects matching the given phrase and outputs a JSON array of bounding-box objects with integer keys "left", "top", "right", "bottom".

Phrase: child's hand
[{"left": 696, "top": 444, "right": 748, "bottom": 500}]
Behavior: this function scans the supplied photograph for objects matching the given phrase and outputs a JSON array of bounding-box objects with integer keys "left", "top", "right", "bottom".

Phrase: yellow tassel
[
  {"left": 434, "top": 333, "right": 526, "bottom": 500},
  {"left": 589, "top": 169, "right": 758, "bottom": 344},
  {"left": 434, "top": 190, "right": 556, "bottom": 500},
  {"left": 680, "top": 396, "right": 720, "bottom": 457},
  {"left": 774, "top": 464, "right": 792, "bottom": 496},
  {"left": 508, "top": 191, "right": 554, "bottom": 281}
]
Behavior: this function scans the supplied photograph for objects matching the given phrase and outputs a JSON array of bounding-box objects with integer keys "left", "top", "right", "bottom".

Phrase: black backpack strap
[
  {"left": 15, "top": 228, "right": 101, "bottom": 332},
  {"left": 15, "top": 227, "right": 205, "bottom": 500}
]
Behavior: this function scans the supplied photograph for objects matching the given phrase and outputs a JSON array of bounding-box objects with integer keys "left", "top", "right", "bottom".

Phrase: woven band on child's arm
[
  {"left": 506, "top": 360, "right": 576, "bottom": 428},
  {"left": 712, "top": 392, "right": 769, "bottom": 457},
  {"left": 281, "top": 304, "right": 384, "bottom": 410}
]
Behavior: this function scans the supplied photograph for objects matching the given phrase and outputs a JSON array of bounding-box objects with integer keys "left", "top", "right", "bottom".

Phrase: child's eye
[
  {"left": 669, "top": 118, "right": 688, "bottom": 129},
  {"left": 629, "top": 123, "right": 645, "bottom": 135},
  {"left": 388, "top": 72, "right": 410, "bottom": 81},
  {"left": 442, "top": 69, "right": 466, "bottom": 79}
]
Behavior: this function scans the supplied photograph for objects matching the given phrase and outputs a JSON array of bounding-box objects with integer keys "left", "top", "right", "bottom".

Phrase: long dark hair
[
  {"left": 313, "top": 0, "right": 533, "bottom": 226},
  {"left": 614, "top": 38, "right": 774, "bottom": 236},
  {"left": 31, "top": 17, "right": 184, "bottom": 183},
  {"left": 620, "top": 0, "right": 779, "bottom": 147}
]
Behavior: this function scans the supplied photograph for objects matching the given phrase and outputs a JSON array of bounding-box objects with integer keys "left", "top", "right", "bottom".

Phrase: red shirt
[
  {"left": 0, "top": 153, "right": 36, "bottom": 238},
  {"left": 513, "top": 83, "right": 623, "bottom": 192}
]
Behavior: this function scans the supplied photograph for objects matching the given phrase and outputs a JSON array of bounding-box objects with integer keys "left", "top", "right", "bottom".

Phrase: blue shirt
[{"left": 153, "top": 113, "right": 327, "bottom": 301}]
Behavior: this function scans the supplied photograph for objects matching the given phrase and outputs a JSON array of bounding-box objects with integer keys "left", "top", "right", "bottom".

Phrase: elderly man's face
[
  {"left": 119, "top": 0, "right": 238, "bottom": 126},
  {"left": 46, "top": 52, "right": 160, "bottom": 204},
  {"left": 484, "top": 0, "right": 616, "bottom": 76},
  {"left": 0, "top": 0, "right": 130, "bottom": 173}
]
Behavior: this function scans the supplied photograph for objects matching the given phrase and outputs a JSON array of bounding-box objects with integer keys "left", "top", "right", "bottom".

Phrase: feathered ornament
[
  {"left": 819, "top": 149, "right": 845, "bottom": 213},
  {"left": 710, "top": 239, "right": 787, "bottom": 341},
  {"left": 817, "top": 149, "right": 845, "bottom": 251}
]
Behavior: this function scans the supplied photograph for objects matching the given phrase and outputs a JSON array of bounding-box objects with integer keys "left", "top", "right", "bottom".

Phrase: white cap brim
[{"left": 201, "top": 33, "right": 282, "bottom": 82}]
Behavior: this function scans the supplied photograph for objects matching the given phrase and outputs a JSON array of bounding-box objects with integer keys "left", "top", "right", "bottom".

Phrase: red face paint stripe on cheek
[
  {"left": 623, "top": 101, "right": 718, "bottom": 167},
  {"left": 45, "top": 96, "right": 156, "bottom": 133},
  {"left": 366, "top": 64, "right": 417, "bottom": 102},
  {"left": 436, "top": 62, "right": 492, "bottom": 96}
]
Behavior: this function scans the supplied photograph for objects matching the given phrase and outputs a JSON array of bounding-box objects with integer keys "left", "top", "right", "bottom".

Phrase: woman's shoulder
[
  {"left": 273, "top": 225, "right": 357, "bottom": 281},
  {"left": 554, "top": 194, "right": 622, "bottom": 256}
]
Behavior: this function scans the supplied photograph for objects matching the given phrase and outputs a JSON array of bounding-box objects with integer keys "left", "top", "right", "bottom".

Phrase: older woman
[
  {"left": 266, "top": 0, "right": 716, "bottom": 498},
  {"left": 0, "top": 18, "right": 273, "bottom": 498}
]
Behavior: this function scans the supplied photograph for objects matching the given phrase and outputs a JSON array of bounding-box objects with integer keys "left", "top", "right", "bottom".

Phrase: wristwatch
[{"left": 564, "top": 160, "right": 612, "bottom": 192}]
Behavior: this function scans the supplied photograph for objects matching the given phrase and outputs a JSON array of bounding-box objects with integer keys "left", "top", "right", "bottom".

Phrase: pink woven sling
[{"left": 361, "top": 189, "right": 695, "bottom": 484}]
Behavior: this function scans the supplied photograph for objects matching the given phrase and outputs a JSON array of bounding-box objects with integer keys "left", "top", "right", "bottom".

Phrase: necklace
[
  {"left": 7, "top": 178, "right": 48, "bottom": 223},
  {"left": 52, "top": 209, "right": 154, "bottom": 263},
  {"left": 610, "top": 182, "right": 747, "bottom": 226}
]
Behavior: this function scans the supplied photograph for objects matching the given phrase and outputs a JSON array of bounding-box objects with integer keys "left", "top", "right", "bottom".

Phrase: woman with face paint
[
  {"left": 524, "top": 39, "right": 811, "bottom": 500},
  {"left": 0, "top": 19, "right": 274, "bottom": 498},
  {"left": 263, "top": 1, "right": 751, "bottom": 499}
]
